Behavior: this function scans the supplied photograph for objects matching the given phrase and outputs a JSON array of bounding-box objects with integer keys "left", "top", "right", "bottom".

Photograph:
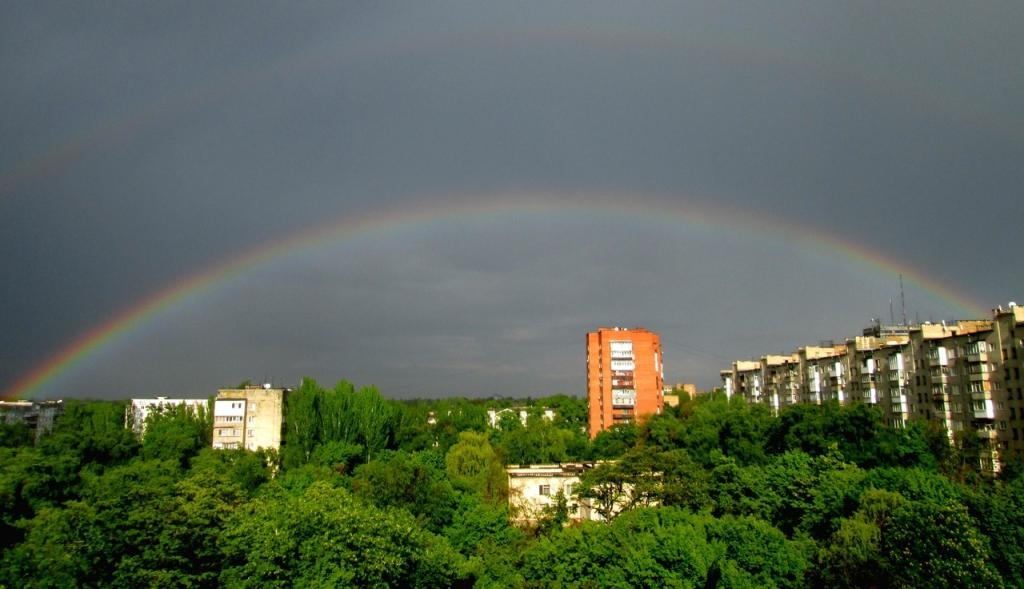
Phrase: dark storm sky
[{"left": 2, "top": 2, "right": 1022, "bottom": 399}]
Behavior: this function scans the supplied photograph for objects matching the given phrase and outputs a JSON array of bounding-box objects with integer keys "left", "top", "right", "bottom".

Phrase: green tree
[
  {"left": 521, "top": 508, "right": 718, "bottom": 588},
  {"left": 445, "top": 431, "right": 507, "bottom": 503},
  {"left": 576, "top": 449, "right": 664, "bottom": 521},
  {"left": 3, "top": 459, "right": 181, "bottom": 587},
  {"left": 219, "top": 481, "right": 464, "bottom": 588},
  {"left": 706, "top": 515, "right": 809, "bottom": 589},
  {"left": 443, "top": 494, "right": 522, "bottom": 556},
  {"left": 590, "top": 423, "right": 639, "bottom": 459},
  {"left": 139, "top": 402, "right": 212, "bottom": 468},
  {"left": 0, "top": 422, "right": 32, "bottom": 448},
  {"left": 351, "top": 450, "right": 458, "bottom": 533},
  {"left": 883, "top": 500, "right": 1001, "bottom": 588},
  {"left": 495, "top": 416, "right": 573, "bottom": 465},
  {"left": 813, "top": 488, "right": 904, "bottom": 589},
  {"left": 963, "top": 477, "right": 1024, "bottom": 588},
  {"left": 147, "top": 467, "right": 247, "bottom": 587}
]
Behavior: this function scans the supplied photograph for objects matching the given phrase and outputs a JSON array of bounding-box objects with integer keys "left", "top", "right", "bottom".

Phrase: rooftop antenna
[
  {"left": 899, "top": 274, "right": 907, "bottom": 325},
  {"left": 889, "top": 298, "right": 895, "bottom": 325}
]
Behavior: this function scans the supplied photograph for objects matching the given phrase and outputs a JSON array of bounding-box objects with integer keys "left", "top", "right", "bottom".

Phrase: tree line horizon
[{"left": 1, "top": 377, "right": 1022, "bottom": 588}]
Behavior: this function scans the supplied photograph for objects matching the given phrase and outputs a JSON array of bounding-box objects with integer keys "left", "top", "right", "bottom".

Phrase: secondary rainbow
[
  {"left": 3, "top": 24, "right": 1009, "bottom": 203},
  {"left": 5, "top": 194, "right": 986, "bottom": 400}
]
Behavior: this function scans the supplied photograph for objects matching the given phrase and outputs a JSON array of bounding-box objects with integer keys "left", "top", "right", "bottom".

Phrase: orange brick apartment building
[{"left": 586, "top": 327, "right": 664, "bottom": 438}]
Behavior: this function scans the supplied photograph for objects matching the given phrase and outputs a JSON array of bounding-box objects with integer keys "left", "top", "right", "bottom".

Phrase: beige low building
[
  {"left": 507, "top": 462, "right": 643, "bottom": 526},
  {"left": 211, "top": 384, "right": 287, "bottom": 451},
  {"left": 507, "top": 463, "right": 594, "bottom": 525}
]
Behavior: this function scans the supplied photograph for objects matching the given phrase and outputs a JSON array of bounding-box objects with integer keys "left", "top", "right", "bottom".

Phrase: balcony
[
  {"left": 969, "top": 371, "right": 992, "bottom": 383},
  {"left": 928, "top": 348, "right": 949, "bottom": 367},
  {"left": 966, "top": 350, "right": 989, "bottom": 362},
  {"left": 976, "top": 427, "right": 998, "bottom": 440},
  {"left": 974, "top": 409, "right": 995, "bottom": 420},
  {"left": 973, "top": 404, "right": 995, "bottom": 420}
]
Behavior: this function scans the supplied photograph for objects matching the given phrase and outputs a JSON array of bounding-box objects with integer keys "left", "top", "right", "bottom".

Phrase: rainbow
[{"left": 5, "top": 193, "right": 986, "bottom": 400}]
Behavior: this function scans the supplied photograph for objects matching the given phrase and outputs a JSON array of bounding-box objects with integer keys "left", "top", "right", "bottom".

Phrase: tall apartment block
[
  {"left": 211, "top": 384, "right": 287, "bottom": 451},
  {"left": 718, "top": 303, "right": 1024, "bottom": 473},
  {"left": 587, "top": 327, "right": 664, "bottom": 438}
]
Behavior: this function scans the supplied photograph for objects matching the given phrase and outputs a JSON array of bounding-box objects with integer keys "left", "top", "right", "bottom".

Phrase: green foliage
[
  {"left": 590, "top": 423, "right": 639, "bottom": 459},
  {"left": 445, "top": 431, "right": 508, "bottom": 503},
  {"left": 815, "top": 516, "right": 883, "bottom": 589},
  {"left": 139, "top": 402, "right": 212, "bottom": 468},
  {"left": 40, "top": 400, "right": 139, "bottom": 473},
  {"left": 522, "top": 508, "right": 808, "bottom": 588},
  {"left": 189, "top": 448, "right": 274, "bottom": 496},
  {"left": 425, "top": 398, "right": 488, "bottom": 452},
  {"left": 283, "top": 378, "right": 399, "bottom": 470},
  {"left": 883, "top": 500, "right": 1001, "bottom": 588},
  {"left": 351, "top": 450, "right": 458, "bottom": 533},
  {"left": 0, "top": 393, "right": 1016, "bottom": 588},
  {"left": 521, "top": 508, "right": 719, "bottom": 588},
  {"left": 152, "top": 466, "right": 247, "bottom": 586},
  {"left": 310, "top": 439, "right": 364, "bottom": 473},
  {"left": 2, "top": 459, "right": 183, "bottom": 587},
  {"left": 495, "top": 416, "right": 574, "bottom": 465},
  {"left": 1, "top": 502, "right": 99, "bottom": 588},
  {"left": 706, "top": 515, "right": 810, "bottom": 589},
  {"left": 219, "top": 481, "right": 465, "bottom": 588},
  {"left": 963, "top": 477, "right": 1024, "bottom": 587},
  {"left": 0, "top": 422, "right": 33, "bottom": 448},
  {"left": 642, "top": 395, "right": 772, "bottom": 467},
  {"left": 443, "top": 494, "right": 523, "bottom": 555},
  {"left": 577, "top": 449, "right": 670, "bottom": 521}
]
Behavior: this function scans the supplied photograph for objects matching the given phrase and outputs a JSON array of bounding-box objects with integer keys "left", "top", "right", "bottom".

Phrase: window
[{"left": 539, "top": 484, "right": 551, "bottom": 496}]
